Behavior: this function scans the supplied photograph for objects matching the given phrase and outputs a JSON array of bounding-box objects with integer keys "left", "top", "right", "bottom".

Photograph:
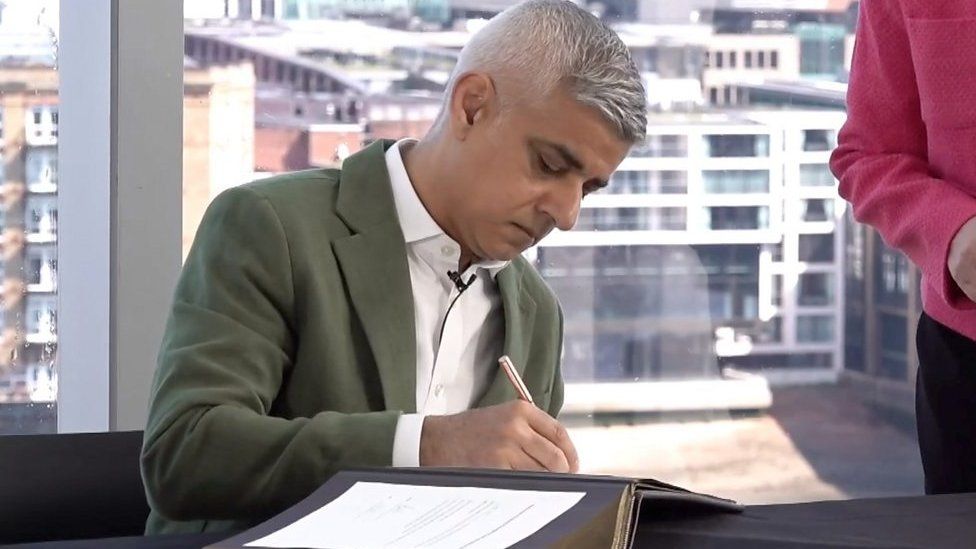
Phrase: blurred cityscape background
[{"left": 0, "top": 0, "right": 925, "bottom": 503}]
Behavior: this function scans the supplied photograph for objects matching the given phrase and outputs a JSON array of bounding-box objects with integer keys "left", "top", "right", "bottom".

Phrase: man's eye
[{"left": 538, "top": 155, "right": 560, "bottom": 175}]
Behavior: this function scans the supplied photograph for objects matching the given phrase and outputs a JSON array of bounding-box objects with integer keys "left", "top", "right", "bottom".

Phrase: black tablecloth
[{"left": 10, "top": 493, "right": 976, "bottom": 549}]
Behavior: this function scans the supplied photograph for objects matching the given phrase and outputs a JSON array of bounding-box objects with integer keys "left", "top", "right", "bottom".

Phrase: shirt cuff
[{"left": 392, "top": 413, "right": 425, "bottom": 467}]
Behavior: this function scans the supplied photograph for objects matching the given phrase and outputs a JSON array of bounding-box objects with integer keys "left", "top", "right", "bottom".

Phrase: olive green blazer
[{"left": 140, "top": 140, "right": 565, "bottom": 535}]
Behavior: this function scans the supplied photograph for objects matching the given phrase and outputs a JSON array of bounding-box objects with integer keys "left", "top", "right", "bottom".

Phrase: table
[{"left": 10, "top": 493, "right": 976, "bottom": 549}]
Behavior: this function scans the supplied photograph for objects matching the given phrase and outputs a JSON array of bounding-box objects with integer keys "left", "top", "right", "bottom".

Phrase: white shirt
[{"left": 386, "top": 139, "right": 509, "bottom": 467}]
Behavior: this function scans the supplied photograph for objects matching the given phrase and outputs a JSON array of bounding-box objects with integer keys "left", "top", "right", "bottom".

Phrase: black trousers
[{"left": 916, "top": 312, "right": 976, "bottom": 494}]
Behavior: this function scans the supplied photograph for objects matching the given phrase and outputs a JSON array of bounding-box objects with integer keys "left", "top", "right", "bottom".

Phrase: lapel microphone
[{"left": 447, "top": 270, "right": 477, "bottom": 293}]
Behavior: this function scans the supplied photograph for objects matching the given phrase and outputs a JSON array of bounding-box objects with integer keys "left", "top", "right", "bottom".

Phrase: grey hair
[{"left": 446, "top": 0, "right": 647, "bottom": 143}]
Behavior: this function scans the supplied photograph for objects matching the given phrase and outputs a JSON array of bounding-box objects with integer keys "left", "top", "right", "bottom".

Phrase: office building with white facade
[
  {"left": 537, "top": 109, "right": 848, "bottom": 393},
  {"left": 0, "top": 67, "right": 60, "bottom": 406}
]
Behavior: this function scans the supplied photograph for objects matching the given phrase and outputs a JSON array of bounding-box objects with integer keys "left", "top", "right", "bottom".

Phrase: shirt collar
[{"left": 385, "top": 139, "right": 509, "bottom": 279}]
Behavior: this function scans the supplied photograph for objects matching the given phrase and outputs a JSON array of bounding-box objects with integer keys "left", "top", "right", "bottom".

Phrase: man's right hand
[
  {"left": 419, "top": 401, "right": 579, "bottom": 473},
  {"left": 949, "top": 215, "right": 976, "bottom": 304}
]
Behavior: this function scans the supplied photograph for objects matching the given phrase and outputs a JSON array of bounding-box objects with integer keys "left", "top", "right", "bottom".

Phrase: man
[
  {"left": 831, "top": 1, "right": 976, "bottom": 493},
  {"left": 141, "top": 0, "right": 646, "bottom": 534}
]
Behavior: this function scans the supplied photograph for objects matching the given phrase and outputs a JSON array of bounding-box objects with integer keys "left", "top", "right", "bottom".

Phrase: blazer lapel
[
  {"left": 477, "top": 261, "right": 537, "bottom": 407},
  {"left": 332, "top": 140, "right": 417, "bottom": 413}
]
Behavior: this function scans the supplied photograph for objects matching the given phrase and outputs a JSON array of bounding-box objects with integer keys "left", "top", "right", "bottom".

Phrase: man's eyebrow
[
  {"left": 530, "top": 137, "right": 609, "bottom": 187},
  {"left": 530, "top": 138, "right": 584, "bottom": 171}
]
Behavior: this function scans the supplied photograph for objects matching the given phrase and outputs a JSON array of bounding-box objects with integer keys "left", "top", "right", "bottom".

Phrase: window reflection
[
  {"left": 175, "top": 0, "right": 924, "bottom": 503},
  {"left": 0, "top": 0, "right": 59, "bottom": 432}
]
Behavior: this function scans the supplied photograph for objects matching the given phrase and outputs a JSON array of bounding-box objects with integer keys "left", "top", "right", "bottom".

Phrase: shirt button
[
  {"left": 440, "top": 245, "right": 453, "bottom": 257},
  {"left": 434, "top": 384, "right": 444, "bottom": 397}
]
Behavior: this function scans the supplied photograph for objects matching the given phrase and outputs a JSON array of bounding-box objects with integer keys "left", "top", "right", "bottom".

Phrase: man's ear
[{"left": 447, "top": 72, "right": 496, "bottom": 140}]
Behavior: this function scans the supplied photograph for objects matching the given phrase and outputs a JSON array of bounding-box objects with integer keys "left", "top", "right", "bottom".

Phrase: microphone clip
[{"left": 447, "top": 270, "right": 477, "bottom": 293}]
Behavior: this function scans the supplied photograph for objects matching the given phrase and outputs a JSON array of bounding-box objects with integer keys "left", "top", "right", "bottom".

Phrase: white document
[{"left": 245, "top": 481, "right": 585, "bottom": 549}]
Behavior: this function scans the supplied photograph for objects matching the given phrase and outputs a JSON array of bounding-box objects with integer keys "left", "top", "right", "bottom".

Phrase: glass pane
[
  {"left": 703, "top": 170, "right": 770, "bottom": 193},
  {"left": 630, "top": 135, "right": 687, "bottom": 158},
  {"left": 799, "top": 233, "right": 835, "bottom": 263},
  {"left": 0, "top": 0, "right": 59, "bottom": 434},
  {"left": 575, "top": 208, "right": 686, "bottom": 231},
  {"left": 180, "top": 1, "right": 920, "bottom": 509},
  {"left": 799, "top": 163, "right": 837, "bottom": 186},
  {"left": 703, "top": 206, "right": 770, "bottom": 230},
  {"left": 704, "top": 134, "right": 770, "bottom": 157},
  {"left": 802, "top": 198, "right": 835, "bottom": 221},
  {"left": 797, "top": 315, "right": 835, "bottom": 343},
  {"left": 802, "top": 129, "right": 836, "bottom": 152},
  {"left": 798, "top": 272, "right": 835, "bottom": 306}
]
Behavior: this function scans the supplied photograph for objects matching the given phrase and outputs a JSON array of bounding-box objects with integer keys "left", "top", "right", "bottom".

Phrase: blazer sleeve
[
  {"left": 141, "top": 186, "right": 400, "bottom": 523},
  {"left": 830, "top": 0, "right": 976, "bottom": 309}
]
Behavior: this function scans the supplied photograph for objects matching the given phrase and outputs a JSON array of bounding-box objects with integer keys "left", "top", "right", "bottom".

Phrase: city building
[
  {"left": 730, "top": 76, "right": 919, "bottom": 418},
  {"left": 842, "top": 210, "right": 920, "bottom": 419},
  {"left": 179, "top": 13, "right": 875, "bottom": 414},
  {"left": 2, "top": 3, "right": 881, "bottom": 415},
  {"left": 187, "top": 0, "right": 450, "bottom": 26},
  {"left": 183, "top": 60, "right": 257, "bottom": 257},
  {"left": 701, "top": 5, "right": 855, "bottom": 106},
  {"left": 0, "top": 59, "right": 257, "bottom": 410},
  {"left": 252, "top": 87, "right": 441, "bottom": 173},
  {"left": 538, "top": 110, "right": 848, "bottom": 397},
  {"left": 0, "top": 65, "right": 59, "bottom": 412}
]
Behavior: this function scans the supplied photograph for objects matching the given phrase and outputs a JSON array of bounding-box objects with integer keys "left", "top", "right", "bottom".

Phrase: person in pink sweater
[{"left": 831, "top": 0, "right": 976, "bottom": 494}]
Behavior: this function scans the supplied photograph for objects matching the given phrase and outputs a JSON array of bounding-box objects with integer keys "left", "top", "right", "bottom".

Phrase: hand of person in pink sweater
[{"left": 949, "top": 216, "right": 976, "bottom": 305}]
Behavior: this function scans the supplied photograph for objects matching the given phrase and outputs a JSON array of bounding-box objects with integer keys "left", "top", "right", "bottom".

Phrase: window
[
  {"left": 798, "top": 273, "right": 835, "bottom": 306},
  {"left": 799, "top": 233, "right": 835, "bottom": 263},
  {"left": 25, "top": 196, "right": 58, "bottom": 239},
  {"left": 771, "top": 274, "right": 783, "bottom": 306},
  {"left": 656, "top": 171, "right": 687, "bottom": 194},
  {"left": 179, "top": 1, "right": 917, "bottom": 506},
  {"left": 797, "top": 315, "right": 834, "bottom": 342},
  {"left": 757, "top": 317, "right": 783, "bottom": 343},
  {"left": 696, "top": 245, "right": 760, "bottom": 321},
  {"left": 879, "top": 312, "right": 909, "bottom": 380},
  {"left": 703, "top": 170, "right": 770, "bottom": 193},
  {"left": 658, "top": 208, "right": 687, "bottom": 230},
  {"left": 803, "top": 129, "right": 835, "bottom": 151},
  {"left": 26, "top": 295, "right": 58, "bottom": 343},
  {"left": 704, "top": 134, "right": 770, "bottom": 157},
  {"left": 1, "top": 2, "right": 59, "bottom": 432},
  {"left": 26, "top": 247, "right": 57, "bottom": 291},
  {"left": 705, "top": 206, "right": 769, "bottom": 230},
  {"left": 726, "top": 352, "right": 832, "bottom": 369},
  {"left": 26, "top": 106, "right": 58, "bottom": 146},
  {"left": 26, "top": 147, "right": 58, "bottom": 189},
  {"left": 798, "top": 23, "right": 846, "bottom": 77},
  {"left": 802, "top": 199, "right": 835, "bottom": 221},
  {"left": 799, "top": 164, "right": 837, "bottom": 186},
  {"left": 575, "top": 207, "right": 686, "bottom": 231},
  {"left": 631, "top": 135, "right": 687, "bottom": 157},
  {"left": 609, "top": 170, "right": 649, "bottom": 194},
  {"left": 876, "top": 246, "right": 911, "bottom": 308}
]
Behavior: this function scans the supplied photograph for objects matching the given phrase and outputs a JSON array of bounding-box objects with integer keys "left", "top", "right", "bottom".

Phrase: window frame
[{"left": 58, "top": 0, "right": 182, "bottom": 433}]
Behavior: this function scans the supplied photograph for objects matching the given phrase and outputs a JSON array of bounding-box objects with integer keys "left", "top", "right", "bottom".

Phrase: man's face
[{"left": 446, "top": 87, "right": 633, "bottom": 263}]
